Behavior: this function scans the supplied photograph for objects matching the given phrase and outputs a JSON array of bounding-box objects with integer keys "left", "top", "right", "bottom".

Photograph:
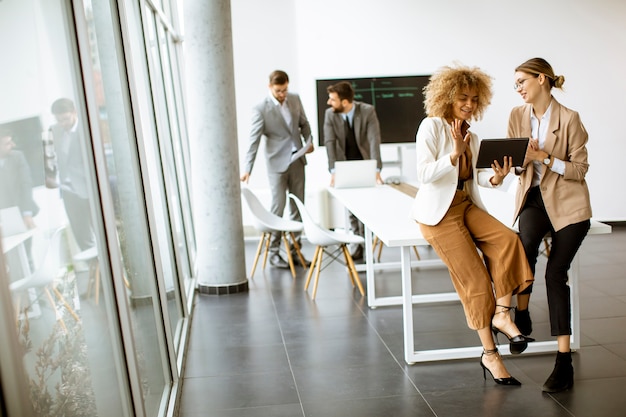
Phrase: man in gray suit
[
  {"left": 324, "top": 81, "right": 383, "bottom": 260},
  {"left": 0, "top": 129, "right": 38, "bottom": 228},
  {"left": 241, "top": 70, "right": 313, "bottom": 269},
  {"left": 48, "top": 98, "right": 95, "bottom": 251}
]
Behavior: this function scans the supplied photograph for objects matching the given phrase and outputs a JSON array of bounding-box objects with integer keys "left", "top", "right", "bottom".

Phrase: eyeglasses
[{"left": 514, "top": 78, "right": 532, "bottom": 91}]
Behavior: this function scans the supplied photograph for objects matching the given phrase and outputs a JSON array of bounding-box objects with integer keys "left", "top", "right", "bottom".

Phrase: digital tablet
[{"left": 476, "top": 138, "right": 529, "bottom": 168}]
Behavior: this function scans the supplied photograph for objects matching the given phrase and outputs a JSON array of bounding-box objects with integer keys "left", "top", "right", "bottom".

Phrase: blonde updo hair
[
  {"left": 515, "top": 57, "right": 565, "bottom": 90},
  {"left": 423, "top": 64, "right": 493, "bottom": 121}
]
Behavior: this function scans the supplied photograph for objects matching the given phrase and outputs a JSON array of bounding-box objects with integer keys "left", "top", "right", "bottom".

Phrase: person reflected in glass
[
  {"left": 410, "top": 64, "right": 534, "bottom": 385},
  {"left": 508, "top": 57, "right": 591, "bottom": 393},
  {"left": 0, "top": 129, "right": 38, "bottom": 229},
  {"left": 48, "top": 98, "right": 95, "bottom": 251}
]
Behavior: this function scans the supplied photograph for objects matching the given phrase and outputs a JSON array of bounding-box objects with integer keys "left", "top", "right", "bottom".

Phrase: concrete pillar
[{"left": 184, "top": 0, "right": 248, "bottom": 293}]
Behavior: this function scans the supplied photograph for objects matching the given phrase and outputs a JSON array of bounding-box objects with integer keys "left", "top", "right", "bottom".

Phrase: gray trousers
[{"left": 267, "top": 158, "right": 305, "bottom": 254}]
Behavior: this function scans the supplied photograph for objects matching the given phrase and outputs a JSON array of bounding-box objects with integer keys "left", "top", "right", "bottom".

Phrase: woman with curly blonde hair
[{"left": 410, "top": 64, "right": 534, "bottom": 385}]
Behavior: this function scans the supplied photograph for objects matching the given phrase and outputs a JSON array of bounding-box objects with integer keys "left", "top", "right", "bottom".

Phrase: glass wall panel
[
  {"left": 162, "top": 27, "right": 196, "bottom": 299},
  {"left": 0, "top": 0, "right": 131, "bottom": 415},
  {"left": 141, "top": 5, "right": 190, "bottom": 353},
  {"left": 79, "top": 0, "right": 174, "bottom": 414}
]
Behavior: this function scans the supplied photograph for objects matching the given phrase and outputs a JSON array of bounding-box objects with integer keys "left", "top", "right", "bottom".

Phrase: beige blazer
[
  {"left": 507, "top": 98, "right": 592, "bottom": 231},
  {"left": 410, "top": 117, "right": 499, "bottom": 226}
]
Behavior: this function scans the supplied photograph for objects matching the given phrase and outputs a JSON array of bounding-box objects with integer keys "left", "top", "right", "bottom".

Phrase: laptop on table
[{"left": 333, "top": 160, "right": 377, "bottom": 189}]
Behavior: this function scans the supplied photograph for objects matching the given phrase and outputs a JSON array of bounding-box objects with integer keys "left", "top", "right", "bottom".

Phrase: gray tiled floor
[{"left": 179, "top": 224, "right": 626, "bottom": 417}]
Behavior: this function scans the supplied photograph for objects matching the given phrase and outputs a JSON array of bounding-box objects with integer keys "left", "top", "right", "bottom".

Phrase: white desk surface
[
  {"left": 327, "top": 185, "right": 428, "bottom": 247},
  {"left": 328, "top": 185, "right": 610, "bottom": 245},
  {"left": 327, "top": 184, "right": 612, "bottom": 363}
]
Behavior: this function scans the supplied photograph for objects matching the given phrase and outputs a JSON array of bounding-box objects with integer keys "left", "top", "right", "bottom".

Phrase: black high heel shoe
[
  {"left": 480, "top": 348, "right": 521, "bottom": 386},
  {"left": 492, "top": 305, "right": 535, "bottom": 355}
]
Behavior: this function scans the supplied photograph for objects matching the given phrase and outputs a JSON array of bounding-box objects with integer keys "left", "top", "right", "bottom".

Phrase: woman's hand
[
  {"left": 450, "top": 119, "right": 470, "bottom": 165},
  {"left": 523, "top": 138, "right": 540, "bottom": 167},
  {"left": 490, "top": 156, "right": 513, "bottom": 186}
]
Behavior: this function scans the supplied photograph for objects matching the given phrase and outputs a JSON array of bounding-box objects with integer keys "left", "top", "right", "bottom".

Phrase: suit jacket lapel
[
  {"left": 352, "top": 103, "right": 361, "bottom": 142},
  {"left": 519, "top": 105, "right": 536, "bottom": 178},
  {"left": 544, "top": 98, "right": 560, "bottom": 155}
]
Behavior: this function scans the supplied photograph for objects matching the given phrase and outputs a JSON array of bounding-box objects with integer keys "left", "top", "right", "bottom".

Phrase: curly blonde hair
[{"left": 423, "top": 64, "right": 493, "bottom": 121}]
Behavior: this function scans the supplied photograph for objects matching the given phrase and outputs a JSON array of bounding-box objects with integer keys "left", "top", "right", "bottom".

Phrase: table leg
[
  {"left": 400, "top": 246, "right": 415, "bottom": 364},
  {"left": 364, "top": 225, "right": 376, "bottom": 308}
]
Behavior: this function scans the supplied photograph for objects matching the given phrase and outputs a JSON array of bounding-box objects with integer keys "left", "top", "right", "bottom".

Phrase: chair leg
[
  {"left": 262, "top": 233, "right": 271, "bottom": 269},
  {"left": 282, "top": 233, "right": 296, "bottom": 278},
  {"left": 51, "top": 286, "right": 80, "bottom": 322},
  {"left": 341, "top": 245, "right": 357, "bottom": 287},
  {"left": 373, "top": 235, "right": 383, "bottom": 262},
  {"left": 412, "top": 246, "right": 421, "bottom": 260},
  {"left": 343, "top": 245, "right": 365, "bottom": 296},
  {"left": 289, "top": 232, "right": 307, "bottom": 267},
  {"left": 249, "top": 232, "right": 266, "bottom": 277},
  {"left": 44, "top": 287, "right": 67, "bottom": 332},
  {"left": 311, "top": 248, "right": 324, "bottom": 300},
  {"left": 305, "top": 246, "right": 321, "bottom": 290},
  {"left": 376, "top": 239, "right": 384, "bottom": 262}
]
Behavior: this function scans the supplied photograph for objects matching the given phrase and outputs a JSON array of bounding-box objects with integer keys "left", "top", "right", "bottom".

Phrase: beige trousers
[{"left": 419, "top": 190, "right": 534, "bottom": 330}]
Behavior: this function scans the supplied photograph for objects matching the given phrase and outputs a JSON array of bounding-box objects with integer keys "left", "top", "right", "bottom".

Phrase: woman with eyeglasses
[
  {"left": 410, "top": 64, "right": 535, "bottom": 386},
  {"left": 508, "top": 57, "right": 592, "bottom": 393}
]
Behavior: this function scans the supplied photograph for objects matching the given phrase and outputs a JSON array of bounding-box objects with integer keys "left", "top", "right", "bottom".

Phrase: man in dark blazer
[
  {"left": 0, "top": 129, "right": 38, "bottom": 228},
  {"left": 48, "top": 98, "right": 95, "bottom": 251},
  {"left": 241, "top": 70, "right": 313, "bottom": 268},
  {"left": 323, "top": 81, "right": 383, "bottom": 259}
]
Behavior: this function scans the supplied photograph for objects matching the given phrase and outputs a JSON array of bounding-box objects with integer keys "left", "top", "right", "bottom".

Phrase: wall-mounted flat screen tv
[{"left": 315, "top": 75, "right": 430, "bottom": 146}]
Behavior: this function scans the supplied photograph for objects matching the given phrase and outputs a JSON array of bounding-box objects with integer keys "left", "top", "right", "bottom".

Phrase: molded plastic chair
[
  {"left": 288, "top": 193, "right": 365, "bottom": 299},
  {"left": 10, "top": 227, "right": 79, "bottom": 331},
  {"left": 241, "top": 187, "right": 306, "bottom": 278}
]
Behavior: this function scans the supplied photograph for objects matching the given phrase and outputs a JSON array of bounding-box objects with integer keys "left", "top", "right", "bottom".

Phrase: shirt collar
[
  {"left": 269, "top": 92, "right": 287, "bottom": 107},
  {"left": 530, "top": 99, "right": 553, "bottom": 121},
  {"left": 344, "top": 104, "right": 355, "bottom": 122}
]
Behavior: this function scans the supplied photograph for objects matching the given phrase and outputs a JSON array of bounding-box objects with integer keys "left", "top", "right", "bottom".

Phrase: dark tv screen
[{"left": 315, "top": 75, "right": 430, "bottom": 146}]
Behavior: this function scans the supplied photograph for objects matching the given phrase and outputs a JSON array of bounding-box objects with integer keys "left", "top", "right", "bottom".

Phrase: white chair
[
  {"left": 10, "top": 227, "right": 79, "bottom": 331},
  {"left": 288, "top": 193, "right": 365, "bottom": 300},
  {"left": 241, "top": 187, "right": 306, "bottom": 278}
]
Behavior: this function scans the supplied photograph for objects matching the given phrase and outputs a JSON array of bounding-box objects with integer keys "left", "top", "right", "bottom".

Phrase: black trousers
[{"left": 518, "top": 186, "right": 590, "bottom": 336}]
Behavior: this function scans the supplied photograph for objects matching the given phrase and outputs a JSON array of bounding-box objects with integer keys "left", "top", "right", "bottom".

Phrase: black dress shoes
[
  {"left": 269, "top": 253, "right": 289, "bottom": 269},
  {"left": 351, "top": 245, "right": 364, "bottom": 261}
]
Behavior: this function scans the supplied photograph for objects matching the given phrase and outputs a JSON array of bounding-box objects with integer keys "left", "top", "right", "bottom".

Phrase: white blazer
[{"left": 410, "top": 117, "right": 498, "bottom": 226}]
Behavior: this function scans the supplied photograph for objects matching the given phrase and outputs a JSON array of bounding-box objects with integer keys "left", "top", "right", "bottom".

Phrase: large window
[{"left": 0, "top": 0, "right": 195, "bottom": 416}]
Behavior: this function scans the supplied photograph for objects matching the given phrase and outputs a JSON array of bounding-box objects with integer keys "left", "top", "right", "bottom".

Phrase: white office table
[
  {"left": 2, "top": 229, "right": 36, "bottom": 276},
  {"left": 328, "top": 185, "right": 612, "bottom": 364}
]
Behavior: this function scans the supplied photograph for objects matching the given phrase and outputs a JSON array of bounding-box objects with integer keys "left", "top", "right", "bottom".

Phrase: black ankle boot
[
  {"left": 514, "top": 308, "right": 532, "bottom": 336},
  {"left": 542, "top": 351, "right": 573, "bottom": 393}
]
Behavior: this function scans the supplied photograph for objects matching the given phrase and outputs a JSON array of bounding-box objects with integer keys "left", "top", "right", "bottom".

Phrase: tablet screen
[{"left": 476, "top": 138, "right": 529, "bottom": 168}]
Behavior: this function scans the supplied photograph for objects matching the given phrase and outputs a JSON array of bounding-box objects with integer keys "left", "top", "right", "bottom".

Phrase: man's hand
[{"left": 240, "top": 173, "right": 250, "bottom": 183}]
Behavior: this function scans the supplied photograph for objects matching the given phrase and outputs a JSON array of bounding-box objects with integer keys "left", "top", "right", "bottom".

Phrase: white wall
[{"left": 230, "top": 0, "right": 626, "bottom": 225}]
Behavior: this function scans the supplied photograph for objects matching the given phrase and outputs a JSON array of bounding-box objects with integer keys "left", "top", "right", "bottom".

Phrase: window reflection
[{"left": 1, "top": 0, "right": 193, "bottom": 414}]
